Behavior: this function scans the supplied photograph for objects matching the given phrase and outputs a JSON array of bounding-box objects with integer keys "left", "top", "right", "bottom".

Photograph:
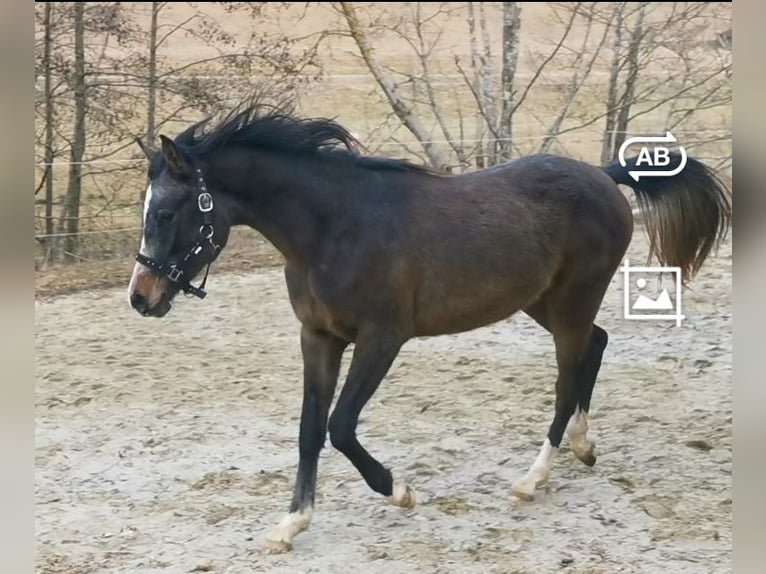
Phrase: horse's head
[{"left": 128, "top": 135, "right": 230, "bottom": 317}]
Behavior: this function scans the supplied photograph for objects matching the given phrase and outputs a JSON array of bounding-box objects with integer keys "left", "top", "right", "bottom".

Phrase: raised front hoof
[
  {"left": 511, "top": 476, "right": 547, "bottom": 501},
  {"left": 387, "top": 480, "right": 417, "bottom": 509},
  {"left": 573, "top": 442, "right": 597, "bottom": 467}
]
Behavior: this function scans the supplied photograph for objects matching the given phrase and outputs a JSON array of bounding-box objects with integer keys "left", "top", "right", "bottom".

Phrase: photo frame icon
[{"left": 621, "top": 259, "right": 685, "bottom": 327}]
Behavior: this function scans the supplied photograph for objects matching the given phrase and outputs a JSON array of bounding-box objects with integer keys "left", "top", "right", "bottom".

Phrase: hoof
[
  {"left": 387, "top": 480, "right": 417, "bottom": 509},
  {"left": 265, "top": 526, "right": 295, "bottom": 554},
  {"left": 511, "top": 475, "right": 547, "bottom": 501},
  {"left": 573, "top": 442, "right": 597, "bottom": 467},
  {"left": 264, "top": 536, "right": 292, "bottom": 554},
  {"left": 264, "top": 510, "right": 312, "bottom": 554},
  {"left": 577, "top": 451, "right": 597, "bottom": 467}
]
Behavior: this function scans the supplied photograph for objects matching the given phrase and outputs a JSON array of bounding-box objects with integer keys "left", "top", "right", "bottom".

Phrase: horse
[{"left": 127, "top": 99, "right": 731, "bottom": 553}]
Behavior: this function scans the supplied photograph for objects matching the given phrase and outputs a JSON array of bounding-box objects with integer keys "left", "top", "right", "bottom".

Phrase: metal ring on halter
[{"left": 200, "top": 224, "right": 215, "bottom": 239}]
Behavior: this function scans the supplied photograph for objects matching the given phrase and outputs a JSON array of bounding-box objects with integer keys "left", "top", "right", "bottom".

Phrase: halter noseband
[{"left": 135, "top": 167, "right": 221, "bottom": 299}]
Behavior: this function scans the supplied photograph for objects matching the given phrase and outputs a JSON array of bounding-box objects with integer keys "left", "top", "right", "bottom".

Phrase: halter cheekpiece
[{"left": 135, "top": 167, "right": 221, "bottom": 299}]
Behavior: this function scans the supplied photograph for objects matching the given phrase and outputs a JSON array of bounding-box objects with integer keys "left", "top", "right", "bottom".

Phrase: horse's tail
[{"left": 602, "top": 151, "right": 731, "bottom": 283}]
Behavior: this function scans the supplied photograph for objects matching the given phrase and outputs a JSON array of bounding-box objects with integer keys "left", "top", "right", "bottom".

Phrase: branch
[
  {"left": 512, "top": 3, "right": 578, "bottom": 115},
  {"left": 156, "top": 15, "right": 201, "bottom": 48},
  {"left": 413, "top": 3, "right": 466, "bottom": 164},
  {"left": 156, "top": 53, "right": 253, "bottom": 80},
  {"left": 455, "top": 58, "right": 501, "bottom": 140},
  {"left": 35, "top": 167, "right": 50, "bottom": 196},
  {"left": 539, "top": 2, "right": 612, "bottom": 152},
  {"left": 338, "top": 2, "right": 447, "bottom": 168}
]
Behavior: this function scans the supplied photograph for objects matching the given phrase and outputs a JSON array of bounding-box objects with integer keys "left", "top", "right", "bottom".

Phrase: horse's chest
[{"left": 284, "top": 266, "right": 357, "bottom": 341}]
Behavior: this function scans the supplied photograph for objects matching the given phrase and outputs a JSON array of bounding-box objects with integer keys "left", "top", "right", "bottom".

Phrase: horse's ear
[
  {"left": 135, "top": 137, "right": 157, "bottom": 161},
  {"left": 159, "top": 134, "right": 190, "bottom": 175}
]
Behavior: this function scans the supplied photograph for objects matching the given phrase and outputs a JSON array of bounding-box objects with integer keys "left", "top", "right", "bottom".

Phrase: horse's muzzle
[
  {"left": 128, "top": 262, "right": 175, "bottom": 317},
  {"left": 130, "top": 293, "right": 172, "bottom": 318},
  {"left": 130, "top": 291, "right": 172, "bottom": 317}
]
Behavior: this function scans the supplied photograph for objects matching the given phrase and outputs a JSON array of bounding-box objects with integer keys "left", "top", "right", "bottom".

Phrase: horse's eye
[{"left": 157, "top": 210, "right": 175, "bottom": 224}]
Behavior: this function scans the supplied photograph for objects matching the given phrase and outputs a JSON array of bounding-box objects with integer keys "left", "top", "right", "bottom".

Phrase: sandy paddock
[{"left": 35, "top": 231, "right": 731, "bottom": 574}]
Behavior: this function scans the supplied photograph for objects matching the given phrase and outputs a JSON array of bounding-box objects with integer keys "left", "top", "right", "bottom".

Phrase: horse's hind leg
[
  {"left": 511, "top": 281, "right": 609, "bottom": 501},
  {"left": 566, "top": 325, "right": 608, "bottom": 467}
]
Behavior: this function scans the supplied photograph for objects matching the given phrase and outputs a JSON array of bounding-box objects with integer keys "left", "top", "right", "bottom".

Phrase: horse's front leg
[
  {"left": 327, "top": 328, "right": 416, "bottom": 509},
  {"left": 265, "top": 326, "right": 347, "bottom": 553}
]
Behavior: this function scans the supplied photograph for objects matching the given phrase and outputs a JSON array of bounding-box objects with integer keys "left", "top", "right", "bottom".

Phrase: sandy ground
[{"left": 35, "top": 231, "right": 732, "bottom": 574}]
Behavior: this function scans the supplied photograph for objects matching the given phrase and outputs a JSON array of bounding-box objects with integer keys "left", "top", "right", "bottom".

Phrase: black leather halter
[{"left": 135, "top": 167, "right": 221, "bottom": 299}]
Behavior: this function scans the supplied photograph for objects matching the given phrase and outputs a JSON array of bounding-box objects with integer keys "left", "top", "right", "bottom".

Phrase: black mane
[{"left": 171, "top": 98, "right": 437, "bottom": 175}]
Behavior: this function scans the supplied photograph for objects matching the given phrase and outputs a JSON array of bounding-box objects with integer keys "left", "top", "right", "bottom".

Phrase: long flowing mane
[{"left": 171, "top": 97, "right": 439, "bottom": 175}]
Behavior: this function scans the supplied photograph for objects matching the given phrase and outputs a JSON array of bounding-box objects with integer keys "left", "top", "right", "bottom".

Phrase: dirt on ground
[{"left": 35, "top": 230, "right": 732, "bottom": 574}]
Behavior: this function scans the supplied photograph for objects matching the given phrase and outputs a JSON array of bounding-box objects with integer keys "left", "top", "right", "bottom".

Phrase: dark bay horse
[{"left": 127, "top": 101, "right": 731, "bottom": 552}]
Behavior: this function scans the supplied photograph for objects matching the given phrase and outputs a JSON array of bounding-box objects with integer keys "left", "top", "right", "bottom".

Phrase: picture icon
[{"left": 621, "top": 260, "right": 685, "bottom": 327}]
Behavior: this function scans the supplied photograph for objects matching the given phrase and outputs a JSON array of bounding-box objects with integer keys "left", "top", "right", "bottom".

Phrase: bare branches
[
  {"left": 539, "top": 3, "right": 613, "bottom": 153},
  {"left": 34, "top": 1, "right": 325, "bottom": 264},
  {"left": 512, "top": 4, "right": 577, "bottom": 117},
  {"left": 34, "top": 2, "right": 731, "bottom": 266},
  {"left": 338, "top": 2, "right": 448, "bottom": 168}
]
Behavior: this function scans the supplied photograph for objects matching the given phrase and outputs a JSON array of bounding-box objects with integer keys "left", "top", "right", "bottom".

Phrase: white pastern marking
[
  {"left": 528, "top": 438, "right": 557, "bottom": 478},
  {"left": 511, "top": 438, "right": 558, "bottom": 500},
  {"left": 265, "top": 508, "right": 313, "bottom": 549},
  {"left": 566, "top": 407, "right": 585, "bottom": 440},
  {"left": 566, "top": 408, "right": 594, "bottom": 460},
  {"left": 387, "top": 479, "right": 416, "bottom": 508}
]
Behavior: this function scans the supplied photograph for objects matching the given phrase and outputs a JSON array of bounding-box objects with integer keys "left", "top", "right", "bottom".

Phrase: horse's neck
[{"left": 224, "top": 153, "right": 333, "bottom": 266}]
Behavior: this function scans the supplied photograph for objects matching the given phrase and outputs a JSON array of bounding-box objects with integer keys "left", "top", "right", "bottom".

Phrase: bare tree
[
  {"left": 598, "top": 2, "right": 731, "bottom": 163},
  {"left": 610, "top": 2, "right": 646, "bottom": 162},
  {"left": 465, "top": 2, "right": 483, "bottom": 166},
  {"left": 34, "top": 2, "right": 730, "bottom": 266},
  {"left": 334, "top": 2, "right": 729, "bottom": 175},
  {"left": 35, "top": 2, "right": 142, "bottom": 263},
  {"left": 34, "top": 2, "right": 324, "bottom": 264},
  {"left": 338, "top": 2, "right": 593, "bottom": 169},
  {"left": 58, "top": 1, "right": 86, "bottom": 261},
  {"left": 539, "top": 3, "right": 614, "bottom": 153},
  {"left": 601, "top": 1, "right": 626, "bottom": 163},
  {"left": 496, "top": 2, "right": 520, "bottom": 161},
  {"left": 41, "top": 2, "right": 56, "bottom": 259},
  {"left": 145, "top": 1, "right": 160, "bottom": 161},
  {"left": 338, "top": 1, "right": 448, "bottom": 168}
]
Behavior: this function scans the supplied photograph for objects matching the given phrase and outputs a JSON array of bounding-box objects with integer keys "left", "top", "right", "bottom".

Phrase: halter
[{"left": 135, "top": 167, "right": 221, "bottom": 299}]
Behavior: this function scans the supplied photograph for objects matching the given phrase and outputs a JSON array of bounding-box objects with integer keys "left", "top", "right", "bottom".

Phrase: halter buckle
[
  {"left": 198, "top": 192, "right": 213, "bottom": 213},
  {"left": 167, "top": 266, "right": 183, "bottom": 282}
]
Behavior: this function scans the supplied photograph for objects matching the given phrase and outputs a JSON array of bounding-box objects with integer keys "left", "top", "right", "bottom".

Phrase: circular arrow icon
[{"left": 617, "top": 131, "right": 687, "bottom": 182}]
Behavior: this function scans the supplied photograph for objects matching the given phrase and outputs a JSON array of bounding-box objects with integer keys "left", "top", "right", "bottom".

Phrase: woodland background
[{"left": 34, "top": 2, "right": 732, "bottom": 294}]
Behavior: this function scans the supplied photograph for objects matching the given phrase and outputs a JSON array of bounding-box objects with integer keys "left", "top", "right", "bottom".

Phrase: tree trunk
[
  {"left": 497, "top": 2, "right": 521, "bottom": 162},
  {"left": 466, "top": 2, "right": 484, "bottom": 168},
  {"left": 611, "top": 3, "right": 645, "bottom": 159},
  {"left": 142, "top": 1, "right": 159, "bottom": 203},
  {"left": 43, "top": 2, "right": 55, "bottom": 259},
  {"left": 339, "top": 2, "right": 448, "bottom": 169},
  {"left": 600, "top": 2, "right": 625, "bottom": 163},
  {"left": 477, "top": 2, "right": 498, "bottom": 166},
  {"left": 60, "top": 1, "right": 86, "bottom": 262}
]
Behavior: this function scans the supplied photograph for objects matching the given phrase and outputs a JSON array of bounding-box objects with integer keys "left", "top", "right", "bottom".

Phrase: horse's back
[{"left": 402, "top": 154, "right": 633, "bottom": 336}]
